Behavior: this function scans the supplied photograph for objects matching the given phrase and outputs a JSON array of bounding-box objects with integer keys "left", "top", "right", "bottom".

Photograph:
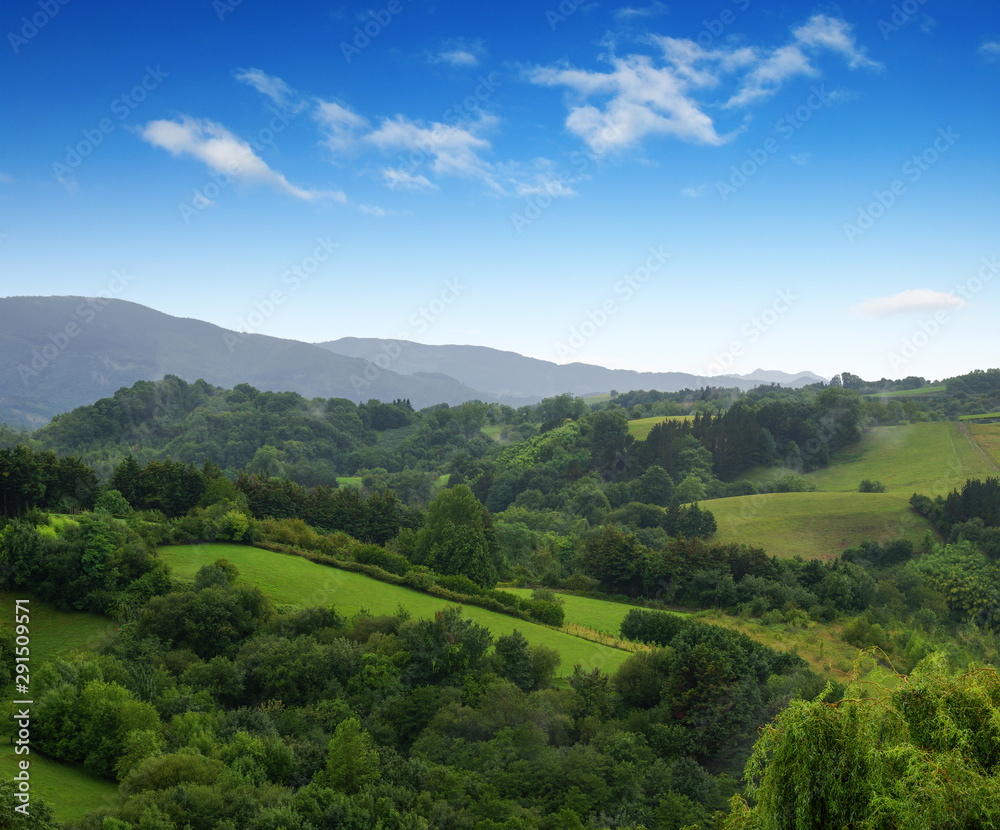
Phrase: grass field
[
  {"left": 157, "top": 544, "right": 631, "bottom": 677},
  {"left": 803, "top": 422, "right": 994, "bottom": 496},
  {"left": 709, "top": 491, "right": 931, "bottom": 559},
  {"left": 863, "top": 386, "right": 947, "bottom": 398},
  {"left": 507, "top": 588, "right": 686, "bottom": 635},
  {"left": 0, "top": 593, "right": 115, "bottom": 670},
  {"left": 961, "top": 412, "right": 1000, "bottom": 421},
  {"left": 0, "top": 744, "right": 119, "bottom": 821},
  {"left": 968, "top": 423, "right": 1000, "bottom": 468},
  {"left": 628, "top": 415, "right": 693, "bottom": 440},
  {"left": 0, "top": 595, "right": 120, "bottom": 822},
  {"left": 701, "top": 422, "right": 999, "bottom": 558},
  {"left": 337, "top": 476, "right": 362, "bottom": 490}
]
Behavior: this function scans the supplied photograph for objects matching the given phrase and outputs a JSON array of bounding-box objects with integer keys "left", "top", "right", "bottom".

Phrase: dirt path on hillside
[{"left": 956, "top": 421, "right": 1000, "bottom": 474}]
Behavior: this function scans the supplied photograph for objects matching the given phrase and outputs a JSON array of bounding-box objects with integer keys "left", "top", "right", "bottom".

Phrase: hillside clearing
[
  {"left": 708, "top": 491, "right": 932, "bottom": 559},
  {"left": 968, "top": 423, "right": 1000, "bottom": 468},
  {"left": 157, "top": 544, "right": 631, "bottom": 677},
  {"left": 628, "top": 415, "right": 693, "bottom": 440}
]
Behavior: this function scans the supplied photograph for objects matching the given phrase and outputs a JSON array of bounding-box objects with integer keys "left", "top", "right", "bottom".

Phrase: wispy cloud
[
  {"left": 315, "top": 100, "right": 371, "bottom": 155},
  {"left": 851, "top": 289, "right": 965, "bottom": 317},
  {"left": 382, "top": 168, "right": 436, "bottom": 191},
  {"left": 530, "top": 14, "right": 880, "bottom": 153},
  {"left": 430, "top": 38, "right": 486, "bottom": 68},
  {"left": 791, "top": 152, "right": 811, "bottom": 165},
  {"left": 140, "top": 116, "right": 343, "bottom": 201},
  {"left": 234, "top": 68, "right": 307, "bottom": 113},
  {"left": 615, "top": 2, "right": 669, "bottom": 19},
  {"left": 681, "top": 184, "right": 708, "bottom": 198},
  {"left": 979, "top": 40, "right": 1000, "bottom": 61}
]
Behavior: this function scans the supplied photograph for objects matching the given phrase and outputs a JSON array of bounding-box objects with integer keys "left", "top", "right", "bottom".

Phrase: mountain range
[{"left": 0, "top": 296, "right": 824, "bottom": 427}]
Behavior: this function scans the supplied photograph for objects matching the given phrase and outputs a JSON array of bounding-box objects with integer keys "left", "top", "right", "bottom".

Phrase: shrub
[{"left": 859, "top": 479, "right": 887, "bottom": 493}]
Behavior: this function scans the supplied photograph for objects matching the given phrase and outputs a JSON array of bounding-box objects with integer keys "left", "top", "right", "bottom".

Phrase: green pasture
[
  {"left": 708, "top": 491, "right": 932, "bottom": 559},
  {"left": 628, "top": 415, "right": 693, "bottom": 441},
  {"left": 156, "top": 544, "right": 630, "bottom": 677}
]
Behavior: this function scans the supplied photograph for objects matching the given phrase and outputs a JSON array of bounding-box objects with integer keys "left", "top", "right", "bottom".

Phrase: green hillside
[
  {"left": 712, "top": 422, "right": 997, "bottom": 558},
  {"left": 628, "top": 414, "right": 693, "bottom": 440},
  {"left": 157, "top": 544, "right": 631, "bottom": 677},
  {"left": 709, "top": 491, "right": 929, "bottom": 559}
]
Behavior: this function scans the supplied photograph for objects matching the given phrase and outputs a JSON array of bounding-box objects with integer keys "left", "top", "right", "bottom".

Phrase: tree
[
  {"left": 95, "top": 488, "right": 133, "bottom": 517},
  {"left": 316, "top": 717, "right": 380, "bottom": 794},
  {"left": 727, "top": 655, "right": 1000, "bottom": 830},
  {"left": 415, "top": 485, "right": 498, "bottom": 587},
  {"left": 581, "top": 524, "right": 646, "bottom": 594}
]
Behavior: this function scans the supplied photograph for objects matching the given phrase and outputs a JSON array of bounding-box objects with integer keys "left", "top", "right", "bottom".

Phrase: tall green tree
[{"left": 415, "top": 485, "right": 498, "bottom": 587}]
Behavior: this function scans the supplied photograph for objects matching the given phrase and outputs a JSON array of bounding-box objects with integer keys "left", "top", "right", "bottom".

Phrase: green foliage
[
  {"left": 95, "top": 488, "right": 133, "bottom": 517},
  {"left": 416, "top": 485, "right": 498, "bottom": 587},
  {"left": 858, "top": 478, "right": 887, "bottom": 493},
  {"left": 728, "top": 656, "right": 1000, "bottom": 830}
]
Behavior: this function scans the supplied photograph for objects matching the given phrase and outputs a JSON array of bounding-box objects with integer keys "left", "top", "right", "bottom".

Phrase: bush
[
  {"left": 859, "top": 479, "right": 887, "bottom": 493},
  {"left": 353, "top": 544, "right": 411, "bottom": 576},
  {"left": 434, "top": 574, "right": 486, "bottom": 596}
]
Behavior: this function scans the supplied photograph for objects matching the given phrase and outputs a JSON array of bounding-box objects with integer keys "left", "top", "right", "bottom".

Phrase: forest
[{"left": 2, "top": 367, "right": 1000, "bottom": 828}]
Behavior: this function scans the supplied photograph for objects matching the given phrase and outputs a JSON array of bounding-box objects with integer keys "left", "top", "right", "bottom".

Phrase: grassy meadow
[
  {"left": 627, "top": 415, "right": 693, "bottom": 440},
  {"left": 157, "top": 544, "right": 631, "bottom": 678}
]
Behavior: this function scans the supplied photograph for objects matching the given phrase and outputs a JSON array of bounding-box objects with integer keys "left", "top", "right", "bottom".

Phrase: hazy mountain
[
  {"left": 0, "top": 297, "right": 482, "bottom": 426},
  {"left": 319, "top": 338, "right": 825, "bottom": 400},
  {"left": 0, "top": 297, "right": 825, "bottom": 428}
]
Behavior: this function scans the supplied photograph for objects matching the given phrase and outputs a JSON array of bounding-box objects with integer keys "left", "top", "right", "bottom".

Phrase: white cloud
[
  {"left": 234, "top": 68, "right": 307, "bottom": 113},
  {"left": 727, "top": 15, "right": 880, "bottom": 107},
  {"left": 851, "top": 289, "right": 965, "bottom": 317},
  {"left": 979, "top": 41, "right": 1000, "bottom": 61},
  {"left": 438, "top": 50, "right": 478, "bottom": 67},
  {"left": 140, "top": 116, "right": 343, "bottom": 201},
  {"left": 430, "top": 38, "right": 485, "bottom": 67},
  {"left": 315, "top": 100, "right": 371, "bottom": 154},
  {"left": 530, "top": 13, "right": 880, "bottom": 153},
  {"left": 358, "top": 203, "right": 403, "bottom": 217},
  {"left": 382, "top": 168, "right": 436, "bottom": 191},
  {"left": 681, "top": 184, "right": 708, "bottom": 197},
  {"left": 792, "top": 15, "right": 881, "bottom": 71},
  {"left": 615, "top": 2, "right": 668, "bottom": 19},
  {"left": 529, "top": 54, "right": 732, "bottom": 152},
  {"left": 790, "top": 152, "right": 811, "bottom": 165}
]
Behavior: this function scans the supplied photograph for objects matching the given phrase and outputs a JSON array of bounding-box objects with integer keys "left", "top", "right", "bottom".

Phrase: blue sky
[{"left": 2, "top": 0, "right": 998, "bottom": 382}]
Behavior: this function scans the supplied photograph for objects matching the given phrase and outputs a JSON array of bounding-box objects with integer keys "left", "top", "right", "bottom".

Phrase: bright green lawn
[
  {"left": 628, "top": 415, "right": 693, "bottom": 441},
  {"left": 0, "top": 744, "right": 119, "bottom": 822},
  {"left": 968, "top": 423, "right": 1000, "bottom": 468},
  {"left": 802, "top": 422, "right": 993, "bottom": 496},
  {"left": 709, "top": 492, "right": 932, "bottom": 559},
  {"left": 337, "top": 476, "right": 362, "bottom": 490},
  {"left": 862, "top": 386, "right": 947, "bottom": 397},
  {"left": 961, "top": 412, "right": 1000, "bottom": 421},
  {"left": 0, "top": 593, "right": 115, "bottom": 671},
  {"left": 157, "top": 544, "right": 630, "bottom": 677},
  {"left": 506, "top": 589, "right": 686, "bottom": 635}
]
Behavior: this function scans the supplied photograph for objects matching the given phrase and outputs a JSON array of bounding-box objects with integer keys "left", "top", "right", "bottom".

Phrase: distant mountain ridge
[
  {"left": 0, "top": 297, "right": 824, "bottom": 427},
  {"left": 318, "top": 338, "right": 824, "bottom": 400}
]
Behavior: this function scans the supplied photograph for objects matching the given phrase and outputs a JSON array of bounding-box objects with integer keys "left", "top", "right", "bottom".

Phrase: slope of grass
[
  {"left": 628, "top": 415, "right": 693, "bottom": 441},
  {"left": 863, "top": 386, "right": 947, "bottom": 397},
  {"left": 0, "top": 593, "right": 115, "bottom": 671},
  {"left": 968, "top": 423, "right": 1000, "bottom": 468},
  {"left": 506, "top": 588, "right": 685, "bottom": 635},
  {"left": 803, "top": 422, "right": 993, "bottom": 496},
  {"left": 157, "top": 544, "right": 630, "bottom": 677},
  {"left": 960, "top": 412, "right": 1000, "bottom": 421},
  {"left": 0, "top": 745, "right": 119, "bottom": 822},
  {"left": 708, "top": 491, "right": 932, "bottom": 559}
]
